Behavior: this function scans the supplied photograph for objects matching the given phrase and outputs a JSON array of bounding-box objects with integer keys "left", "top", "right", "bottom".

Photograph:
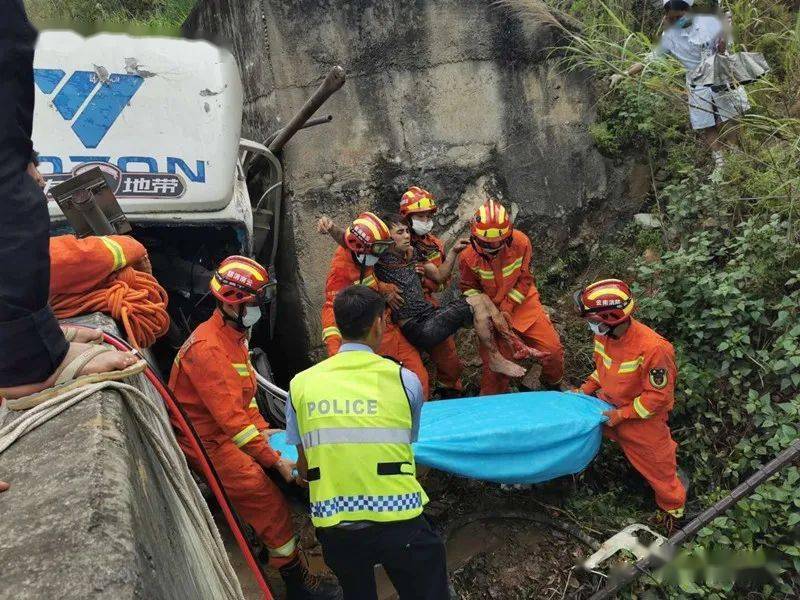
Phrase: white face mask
[
  {"left": 588, "top": 321, "right": 610, "bottom": 336},
  {"left": 241, "top": 305, "right": 262, "bottom": 328},
  {"left": 356, "top": 253, "right": 380, "bottom": 267},
  {"left": 411, "top": 218, "right": 434, "bottom": 236}
]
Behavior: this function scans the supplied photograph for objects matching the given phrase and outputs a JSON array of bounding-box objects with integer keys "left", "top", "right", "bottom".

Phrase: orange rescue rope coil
[
  {"left": 50, "top": 234, "right": 170, "bottom": 349},
  {"left": 52, "top": 266, "right": 169, "bottom": 349}
]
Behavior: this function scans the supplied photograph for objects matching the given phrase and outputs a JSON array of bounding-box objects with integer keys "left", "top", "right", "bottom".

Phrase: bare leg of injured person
[{"left": 466, "top": 294, "right": 532, "bottom": 378}]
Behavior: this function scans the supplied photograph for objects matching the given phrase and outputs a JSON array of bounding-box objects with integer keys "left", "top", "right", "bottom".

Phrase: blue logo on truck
[{"left": 34, "top": 68, "right": 143, "bottom": 148}]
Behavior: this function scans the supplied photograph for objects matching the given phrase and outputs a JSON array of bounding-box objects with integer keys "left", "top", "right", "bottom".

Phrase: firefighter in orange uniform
[
  {"left": 169, "top": 256, "right": 339, "bottom": 599},
  {"left": 458, "top": 200, "right": 564, "bottom": 394},
  {"left": 319, "top": 212, "right": 430, "bottom": 398},
  {"left": 400, "top": 186, "right": 463, "bottom": 397},
  {"left": 575, "top": 278, "right": 686, "bottom": 527}
]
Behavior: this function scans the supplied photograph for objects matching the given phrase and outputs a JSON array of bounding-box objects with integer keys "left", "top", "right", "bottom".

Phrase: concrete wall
[
  {"left": 0, "top": 315, "right": 239, "bottom": 599},
  {"left": 185, "top": 0, "right": 640, "bottom": 367}
]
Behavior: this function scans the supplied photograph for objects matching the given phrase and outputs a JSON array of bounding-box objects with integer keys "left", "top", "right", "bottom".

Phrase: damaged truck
[{"left": 34, "top": 30, "right": 343, "bottom": 390}]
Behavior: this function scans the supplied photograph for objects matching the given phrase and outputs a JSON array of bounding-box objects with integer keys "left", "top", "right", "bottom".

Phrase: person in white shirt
[{"left": 611, "top": 0, "right": 749, "bottom": 179}]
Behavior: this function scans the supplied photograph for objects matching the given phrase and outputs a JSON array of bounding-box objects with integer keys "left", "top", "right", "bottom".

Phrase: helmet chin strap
[
  {"left": 221, "top": 303, "right": 248, "bottom": 330},
  {"left": 606, "top": 319, "right": 630, "bottom": 339}
]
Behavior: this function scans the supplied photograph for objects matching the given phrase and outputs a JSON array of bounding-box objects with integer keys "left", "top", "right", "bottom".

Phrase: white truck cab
[
  {"left": 33, "top": 30, "right": 254, "bottom": 251},
  {"left": 31, "top": 29, "right": 344, "bottom": 370}
]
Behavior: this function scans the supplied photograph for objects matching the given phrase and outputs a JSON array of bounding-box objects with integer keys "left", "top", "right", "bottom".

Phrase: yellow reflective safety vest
[{"left": 290, "top": 349, "right": 428, "bottom": 528}]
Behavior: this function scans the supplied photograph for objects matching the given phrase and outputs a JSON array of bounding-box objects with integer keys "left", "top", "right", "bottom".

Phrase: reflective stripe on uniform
[
  {"left": 311, "top": 492, "right": 423, "bottom": 519},
  {"left": 302, "top": 427, "right": 412, "bottom": 449},
  {"left": 508, "top": 288, "right": 525, "bottom": 304},
  {"left": 426, "top": 251, "right": 441, "bottom": 262},
  {"left": 471, "top": 267, "right": 494, "bottom": 280},
  {"left": 594, "top": 341, "right": 612, "bottom": 368},
  {"left": 502, "top": 258, "right": 522, "bottom": 277},
  {"left": 232, "top": 363, "right": 250, "bottom": 376},
  {"left": 463, "top": 289, "right": 481, "bottom": 297},
  {"left": 232, "top": 424, "right": 260, "bottom": 447},
  {"left": 248, "top": 398, "right": 258, "bottom": 409},
  {"left": 358, "top": 275, "right": 377, "bottom": 288},
  {"left": 268, "top": 536, "right": 297, "bottom": 557},
  {"left": 100, "top": 236, "right": 126, "bottom": 271},
  {"left": 322, "top": 326, "right": 341, "bottom": 340},
  {"left": 590, "top": 370, "right": 600, "bottom": 383},
  {"left": 633, "top": 396, "right": 651, "bottom": 419},
  {"left": 618, "top": 356, "right": 644, "bottom": 374}
]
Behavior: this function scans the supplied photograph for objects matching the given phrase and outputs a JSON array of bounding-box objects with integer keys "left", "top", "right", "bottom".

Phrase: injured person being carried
[{"left": 319, "top": 212, "right": 546, "bottom": 379}]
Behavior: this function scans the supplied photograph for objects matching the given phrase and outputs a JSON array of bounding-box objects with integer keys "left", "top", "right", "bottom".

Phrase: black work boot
[
  {"left": 279, "top": 557, "right": 342, "bottom": 600},
  {"left": 433, "top": 386, "right": 463, "bottom": 400}
]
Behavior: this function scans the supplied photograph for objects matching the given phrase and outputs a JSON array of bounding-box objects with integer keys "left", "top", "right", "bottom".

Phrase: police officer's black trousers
[
  {"left": 0, "top": 171, "right": 68, "bottom": 387},
  {"left": 316, "top": 516, "right": 449, "bottom": 600}
]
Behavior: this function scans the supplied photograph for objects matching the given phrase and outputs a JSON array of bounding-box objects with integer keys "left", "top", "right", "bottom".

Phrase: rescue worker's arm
[
  {"left": 318, "top": 216, "right": 346, "bottom": 248},
  {"left": 604, "top": 344, "right": 676, "bottom": 426},
  {"left": 422, "top": 238, "right": 469, "bottom": 284},
  {"left": 50, "top": 234, "right": 149, "bottom": 295},
  {"left": 185, "top": 342, "right": 281, "bottom": 467},
  {"left": 376, "top": 281, "right": 404, "bottom": 312},
  {"left": 458, "top": 253, "right": 482, "bottom": 298},
  {"left": 579, "top": 369, "right": 602, "bottom": 396},
  {"left": 321, "top": 302, "right": 342, "bottom": 356},
  {"left": 321, "top": 267, "right": 354, "bottom": 355},
  {"left": 501, "top": 234, "right": 535, "bottom": 314},
  {"left": 634, "top": 344, "right": 677, "bottom": 418}
]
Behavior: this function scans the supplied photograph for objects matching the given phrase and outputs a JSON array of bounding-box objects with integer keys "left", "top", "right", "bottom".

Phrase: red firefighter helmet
[
  {"left": 211, "top": 256, "right": 276, "bottom": 306},
  {"left": 470, "top": 199, "right": 512, "bottom": 246},
  {"left": 574, "top": 279, "right": 635, "bottom": 326},
  {"left": 399, "top": 186, "right": 437, "bottom": 216},
  {"left": 344, "top": 212, "right": 393, "bottom": 255}
]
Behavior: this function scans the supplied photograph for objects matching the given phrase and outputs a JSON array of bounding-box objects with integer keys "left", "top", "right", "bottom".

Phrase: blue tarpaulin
[{"left": 269, "top": 391, "right": 611, "bottom": 484}]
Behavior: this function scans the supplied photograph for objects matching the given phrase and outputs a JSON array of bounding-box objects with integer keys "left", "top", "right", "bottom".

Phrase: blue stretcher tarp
[{"left": 269, "top": 391, "right": 611, "bottom": 484}]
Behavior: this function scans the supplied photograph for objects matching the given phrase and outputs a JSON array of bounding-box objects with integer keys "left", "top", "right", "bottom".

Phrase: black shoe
[
  {"left": 280, "top": 557, "right": 342, "bottom": 600},
  {"left": 433, "top": 386, "right": 463, "bottom": 400}
]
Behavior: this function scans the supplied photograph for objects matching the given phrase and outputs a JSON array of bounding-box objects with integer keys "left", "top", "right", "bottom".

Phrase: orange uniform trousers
[
  {"left": 603, "top": 415, "right": 686, "bottom": 514},
  {"left": 180, "top": 439, "right": 296, "bottom": 567}
]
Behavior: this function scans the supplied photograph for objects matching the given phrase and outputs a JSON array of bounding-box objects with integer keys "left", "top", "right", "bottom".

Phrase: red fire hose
[{"left": 102, "top": 332, "right": 274, "bottom": 599}]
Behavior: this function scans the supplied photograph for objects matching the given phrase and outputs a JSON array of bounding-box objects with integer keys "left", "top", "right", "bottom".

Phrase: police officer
[{"left": 285, "top": 285, "right": 449, "bottom": 600}]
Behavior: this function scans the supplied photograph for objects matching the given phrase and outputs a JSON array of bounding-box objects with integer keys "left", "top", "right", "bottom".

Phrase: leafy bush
[{"left": 551, "top": 0, "right": 800, "bottom": 596}]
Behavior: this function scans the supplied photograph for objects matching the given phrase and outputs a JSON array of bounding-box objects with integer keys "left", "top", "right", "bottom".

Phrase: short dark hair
[
  {"left": 380, "top": 212, "right": 407, "bottom": 229},
  {"left": 333, "top": 285, "right": 386, "bottom": 340},
  {"left": 664, "top": 0, "right": 690, "bottom": 11}
]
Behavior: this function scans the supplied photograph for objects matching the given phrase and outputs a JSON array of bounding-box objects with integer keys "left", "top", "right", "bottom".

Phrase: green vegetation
[
  {"left": 25, "top": 0, "right": 194, "bottom": 33},
  {"left": 541, "top": 0, "right": 800, "bottom": 596}
]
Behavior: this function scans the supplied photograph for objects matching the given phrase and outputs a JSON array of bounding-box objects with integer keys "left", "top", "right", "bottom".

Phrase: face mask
[
  {"left": 588, "top": 321, "right": 610, "bottom": 336},
  {"left": 241, "top": 305, "right": 262, "bottom": 328},
  {"left": 411, "top": 218, "right": 434, "bottom": 236},
  {"left": 356, "top": 253, "right": 380, "bottom": 267}
]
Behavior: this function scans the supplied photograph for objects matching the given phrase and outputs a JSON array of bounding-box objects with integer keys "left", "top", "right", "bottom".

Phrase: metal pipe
[
  {"left": 263, "top": 114, "right": 333, "bottom": 149},
  {"left": 588, "top": 436, "right": 800, "bottom": 600},
  {"left": 255, "top": 371, "right": 288, "bottom": 400},
  {"left": 268, "top": 66, "right": 346, "bottom": 153}
]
